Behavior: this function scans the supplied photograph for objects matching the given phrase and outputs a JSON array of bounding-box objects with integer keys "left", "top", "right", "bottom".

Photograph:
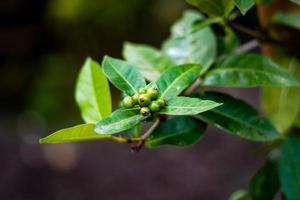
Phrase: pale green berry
[
  {"left": 138, "top": 94, "right": 151, "bottom": 106},
  {"left": 140, "top": 107, "right": 150, "bottom": 116},
  {"left": 139, "top": 88, "right": 147, "bottom": 94},
  {"left": 132, "top": 93, "right": 139, "bottom": 105},
  {"left": 122, "top": 96, "right": 134, "bottom": 108},
  {"left": 147, "top": 86, "right": 159, "bottom": 99},
  {"left": 157, "top": 98, "right": 166, "bottom": 108},
  {"left": 149, "top": 101, "right": 160, "bottom": 112}
]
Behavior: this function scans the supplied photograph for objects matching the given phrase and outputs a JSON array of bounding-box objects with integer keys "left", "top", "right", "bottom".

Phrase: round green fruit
[
  {"left": 147, "top": 87, "right": 159, "bottom": 99},
  {"left": 132, "top": 93, "right": 139, "bottom": 104},
  {"left": 149, "top": 101, "right": 160, "bottom": 112},
  {"left": 140, "top": 107, "right": 150, "bottom": 116},
  {"left": 157, "top": 98, "right": 166, "bottom": 108},
  {"left": 138, "top": 94, "right": 151, "bottom": 106},
  {"left": 139, "top": 88, "right": 147, "bottom": 94},
  {"left": 122, "top": 96, "right": 134, "bottom": 108}
]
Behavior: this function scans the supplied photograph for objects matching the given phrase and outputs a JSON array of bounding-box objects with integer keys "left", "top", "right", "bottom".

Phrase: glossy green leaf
[
  {"left": 157, "top": 64, "right": 201, "bottom": 100},
  {"left": 40, "top": 124, "right": 111, "bottom": 144},
  {"left": 272, "top": 12, "right": 300, "bottom": 30},
  {"left": 279, "top": 134, "right": 300, "bottom": 200},
  {"left": 249, "top": 160, "right": 279, "bottom": 200},
  {"left": 234, "top": 0, "right": 255, "bottom": 15},
  {"left": 162, "top": 10, "right": 217, "bottom": 73},
  {"left": 262, "top": 57, "right": 300, "bottom": 133},
  {"left": 159, "top": 96, "right": 222, "bottom": 115},
  {"left": 203, "top": 54, "right": 300, "bottom": 87},
  {"left": 199, "top": 92, "right": 279, "bottom": 142},
  {"left": 102, "top": 56, "right": 146, "bottom": 96},
  {"left": 122, "top": 42, "right": 174, "bottom": 80},
  {"left": 186, "top": 0, "right": 235, "bottom": 16},
  {"left": 75, "top": 58, "right": 111, "bottom": 123},
  {"left": 95, "top": 108, "right": 148, "bottom": 134},
  {"left": 145, "top": 116, "right": 207, "bottom": 148}
]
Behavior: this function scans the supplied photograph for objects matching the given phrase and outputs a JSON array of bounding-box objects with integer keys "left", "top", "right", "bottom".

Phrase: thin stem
[
  {"left": 110, "top": 136, "right": 139, "bottom": 143},
  {"left": 236, "top": 39, "right": 260, "bottom": 53},
  {"left": 184, "top": 78, "right": 202, "bottom": 96}
]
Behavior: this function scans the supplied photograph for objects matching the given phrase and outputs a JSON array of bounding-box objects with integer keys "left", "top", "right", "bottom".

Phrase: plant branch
[
  {"left": 236, "top": 39, "right": 260, "bottom": 53},
  {"left": 184, "top": 78, "right": 202, "bottom": 95}
]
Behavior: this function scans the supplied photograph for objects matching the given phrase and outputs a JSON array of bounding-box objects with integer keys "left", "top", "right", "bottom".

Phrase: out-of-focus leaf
[
  {"left": 271, "top": 12, "right": 300, "bottom": 30},
  {"left": 102, "top": 56, "right": 146, "bottom": 96},
  {"left": 290, "top": 0, "right": 300, "bottom": 5},
  {"left": 159, "top": 96, "right": 222, "bottom": 115},
  {"left": 203, "top": 54, "right": 300, "bottom": 87},
  {"left": 162, "top": 10, "right": 217, "bottom": 73},
  {"left": 145, "top": 116, "right": 207, "bottom": 148},
  {"left": 229, "top": 190, "right": 251, "bottom": 200},
  {"left": 186, "top": 0, "right": 235, "bottom": 17},
  {"left": 95, "top": 108, "right": 148, "bottom": 134},
  {"left": 279, "top": 134, "right": 300, "bottom": 200},
  {"left": 199, "top": 92, "right": 279, "bottom": 142},
  {"left": 234, "top": 0, "right": 255, "bottom": 15},
  {"left": 262, "top": 57, "right": 300, "bottom": 133},
  {"left": 157, "top": 64, "right": 201, "bottom": 100},
  {"left": 122, "top": 42, "right": 174, "bottom": 80},
  {"left": 40, "top": 124, "right": 111, "bottom": 144},
  {"left": 75, "top": 58, "right": 111, "bottom": 123},
  {"left": 249, "top": 160, "right": 280, "bottom": 200},
  {"left": 217, "top": 27, "right": 240, "bottom": 56}
]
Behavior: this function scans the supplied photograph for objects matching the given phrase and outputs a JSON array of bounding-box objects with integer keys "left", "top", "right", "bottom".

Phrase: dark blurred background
[{"left": 0, "top": 0, "right": 265, "bottom": 199}]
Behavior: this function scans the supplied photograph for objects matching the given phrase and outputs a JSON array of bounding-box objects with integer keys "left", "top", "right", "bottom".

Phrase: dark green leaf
[
  {"left": 122, "top": 42, "right": 174, "bottom": 80},
  {"left": 262, "top": 57, "right": 300, "bottom": 133},
  {"left": 162, "top": 10, "right": 217, "bottom": 73},
  {"left": 157, "top": 64, "right": 201, "bottom": 100},
  {"left": 159, "top": 96, "right": 222, "bottom": 115},
  {"left": 199, "top": 92, "right": 279, "bottom": 142},
  {"left": 279, "top": 134, "right": 300, "bottom": 200},
  {"left": 217, "top": 27, "right": 240, "bottom": 56},
  {"left": 75, "top": 58, "right": 111, "bottom": 123},
  {"left": 249, "top": 160, "right": 280, "bottom": 200},
  {"left": 203, "top": 54, "right": 300, "bottom": 87},
  {"left": 95, "top": 108, "right": 148, "bottom": 134},
  {"left": 234, "top": 0, "right": 255, "bottom": 15},
  {"left": 40, "top": 124, "right": 111, "bottom": 144},
  {"left": 102, "top": 56, "right": 146, "bottom": 96},
  {"left": 272, "top": 12, "right": 300, "bottom": 30},
  {"left": 186, "top": 0, "right": 235, "bottom": 16},
  {"left": 145, "top": 116, "right": 207, "bottom": 148}
]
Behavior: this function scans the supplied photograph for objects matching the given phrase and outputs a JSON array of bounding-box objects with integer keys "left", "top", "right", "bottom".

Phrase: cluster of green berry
[{"left": 122, "top": 86, "right": 166, "bottom": 116}]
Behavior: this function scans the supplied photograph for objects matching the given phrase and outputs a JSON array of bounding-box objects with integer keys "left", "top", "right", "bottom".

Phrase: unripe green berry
[
  {"left": 140, "top": 107, "right": 150, "bottom": 116},
  {"left": 138, "top": 94, "right": 151, "bottom": 106},
  {"left": 132, "top": 93, "right": 139, "bottom": 104},
  {"left": 147, "top": 86, "right": 159, "bottom": 99},
  {"left": 139, "top": 88, "right": 147, "bottom": 94},
  {"left": 157, "top": 98, "right": 166, "bottom": 108},
  {"left": 149, "top": 101, "right": 160, "bottom": 112},
  {"left": 122, "top": 96, "right": 134, "bottom": 108}
]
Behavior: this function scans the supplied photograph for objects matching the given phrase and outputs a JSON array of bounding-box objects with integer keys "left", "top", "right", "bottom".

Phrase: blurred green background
[{"left": 0, "top": 0, "right": 266, "bottom": 199}]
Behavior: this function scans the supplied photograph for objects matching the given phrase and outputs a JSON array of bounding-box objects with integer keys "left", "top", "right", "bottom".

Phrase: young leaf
[
  {"left": 271, "top": 12, "right": 300, "bottom": 31},
  {"left": 145, "top": 116, "right": 207, "bottom": 148},
  {"left": 199, "top": 92, "right": 279, "bottom": 142},
  {"left": 75, "top": 58, "right": 111, "bottom": 123},
  {"left": 162, "top": 10, "right": 217, "bottom": 73},
  {"left": 157, "top": 64, "right": 201, "bottom": 100},
  {"left": 39, "top": 124, "right": 111, "bottom": 144},
  {"left": 95, "top": 108, "right": 148, "bottom": 134},
  {"left": 122, "top": 42, "right": 174, "bottom": 80},
  {"left": 159, "top": 96, "right": 222, "bottom": 115},
  {"left": 249, "top": 159, "right": 279, "bottom": 200},
  {"left": 234, "top": 0, "right": 255, "bottom": 15},
  {"left": 279, "top": 134, "right": 300, "bottom": 200},
  {"left": 102, "top": 56, "right": 146, "bottom": 96},
  {"left": 203, "top": 54, "right": 300, "bottom": 87},
  {"left": 186, "top": 0, "right": 235, "bottom": 17}
]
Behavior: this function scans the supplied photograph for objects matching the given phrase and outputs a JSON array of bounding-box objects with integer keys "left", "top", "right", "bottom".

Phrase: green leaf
[
  {"left": 186, "top": 0, "right": 235, "bottom": 17},
  {"left": 157, "top": 64, "right": 201, "bottom": 100},
  {"left": 229, "top": 190, "right": 251, "bottom": 200},
  {"left": 199, "top": 92, "right": 279, "bottom": 142},
  {"left": 262, "top": 57, "right": 300, "bottom": 133},
  {"left": 95, "top": 108, "right": 148, "bottom": 134},
  {"left": 122, "top": 42, "right": 174, "bottom": 81},
  {"left": 162, "top": 10, "right": 217, "bottom": 73},
  {"left": 145, "top": 116, "right": 207, "bottom": 148},
  {"left": 249, "top": 160, "right": 280, "bottom": 200},
  {"left": 217, "top": 27, "right": 240, "bottom": 56},
  {"left": 279, "top": 134, "right": 300, "bottom": 200},
  {"left": 102, "top": 56, "right": 146, "bottom": 96},
  {"left": 234, "top": 0, "right": 255, "bottom": 15},
  {"left": 272, "top": 12, "right": 300, "bottom": 30},
  {"left": 290, "top": 0, "right": 300, "bottom": 5},
  {"left": 159, "top": 96, "right": 222, "bottom": 115},
  {"left": 203, "top": 54, "right": 300, "bottom": 87},
  {"left": 75, "top": 58, "right": 111, "bottom": 123},
  {"left": 40, "top": 124, "right": 111, "bottom": 144}
]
